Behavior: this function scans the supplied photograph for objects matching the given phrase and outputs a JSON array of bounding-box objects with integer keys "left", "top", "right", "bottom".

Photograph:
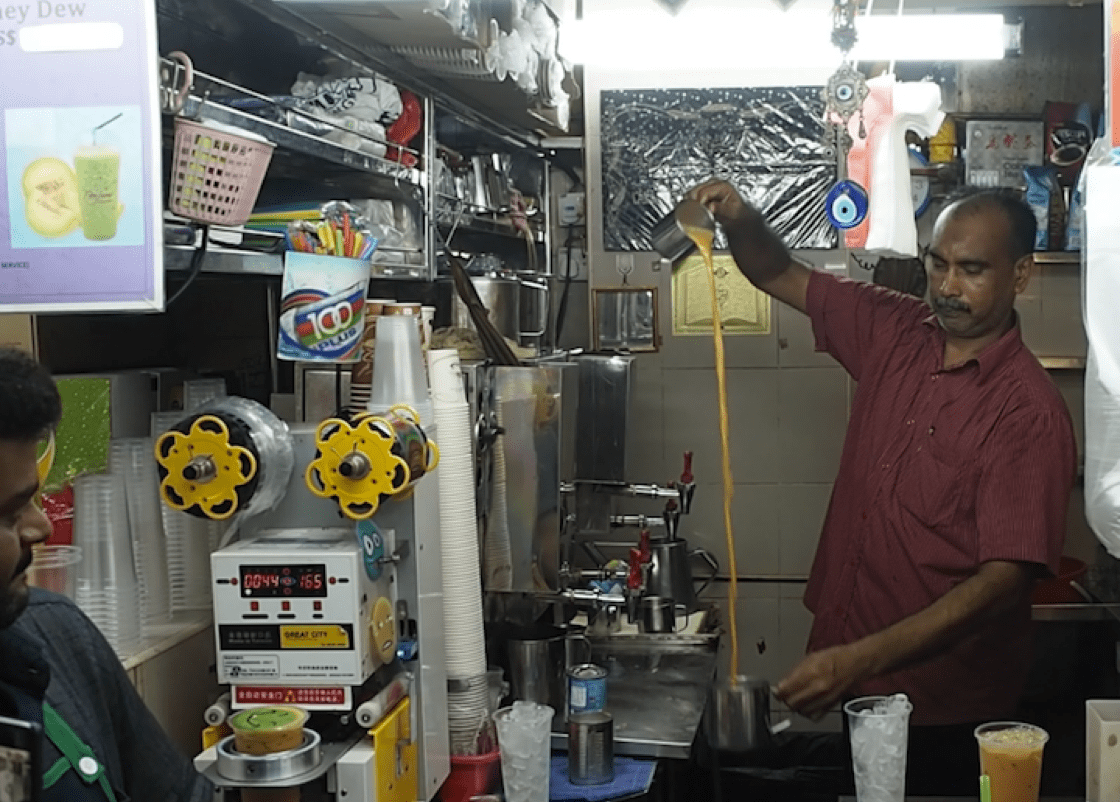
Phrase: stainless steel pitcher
[
  {"left": 507, "top": 625, "right": 591, "bottom": 712},
  {"left": 706, "top": 676, "right": 790, "bottom": 753},
  {"left": 646, "top": 537, "right": 718, "bottom": 613}
]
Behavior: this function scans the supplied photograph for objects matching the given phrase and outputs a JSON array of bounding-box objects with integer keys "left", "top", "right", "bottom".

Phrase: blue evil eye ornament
[{"left": 825, "top": 180, "right": 869, "bottom": 230}]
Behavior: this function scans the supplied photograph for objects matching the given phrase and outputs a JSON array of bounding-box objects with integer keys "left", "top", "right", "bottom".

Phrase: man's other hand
[{"left": 773, "top": 643, "right": 870, "bottom": 720}]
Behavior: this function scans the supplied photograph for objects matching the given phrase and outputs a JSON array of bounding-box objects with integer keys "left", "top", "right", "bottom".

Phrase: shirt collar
[{"left": 921, "top": 311, "right": 1024, "bottom": 383}]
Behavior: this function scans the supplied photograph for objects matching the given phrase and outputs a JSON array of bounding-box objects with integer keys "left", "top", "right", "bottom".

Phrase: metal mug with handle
[
  {"left": 707, "top": 675, "right": 791, "bottom": 753},
  {"left": 507, "top": 624, "right": 591, "bottom": 713},
  {"left": 646, "top": 537, "right": 720, "bottom": 613}
]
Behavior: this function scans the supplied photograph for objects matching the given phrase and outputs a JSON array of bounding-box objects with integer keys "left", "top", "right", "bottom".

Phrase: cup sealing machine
[{"left": 154, "top": 397, "right": 449, "bottom": 802}]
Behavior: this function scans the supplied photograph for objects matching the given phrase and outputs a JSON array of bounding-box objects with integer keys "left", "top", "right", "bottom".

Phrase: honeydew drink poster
[{"left": 0, "top": 0, "right": 163, "bottom": 312}]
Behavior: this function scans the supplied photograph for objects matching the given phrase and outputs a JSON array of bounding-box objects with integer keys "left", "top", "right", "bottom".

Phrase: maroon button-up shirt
[{"left": 804, "top": 271, "right": 1076, "bottom": 726}]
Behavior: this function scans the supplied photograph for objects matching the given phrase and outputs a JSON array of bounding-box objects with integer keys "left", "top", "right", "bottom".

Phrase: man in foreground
[{"left": 0, "top": 347, "right": 213, "bottom": 801}]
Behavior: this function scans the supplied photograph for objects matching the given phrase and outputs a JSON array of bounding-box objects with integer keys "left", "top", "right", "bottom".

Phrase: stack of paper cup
[
  {"left": 73, "top": 474, "right": 142, "bottom": 657},
  {"left": 109, "top": 438, "right": 171, "bottom": 631},
  {"left": 429, "top": 348, "right": 490, "bottom": 753},
  {"left": 349, "top": 299, "right": 393, "bottom": 415}
]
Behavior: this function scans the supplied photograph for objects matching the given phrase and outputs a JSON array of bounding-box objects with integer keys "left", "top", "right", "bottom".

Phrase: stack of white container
[{"left": 428, "top": 348, "right": 491, "bottom": 754}]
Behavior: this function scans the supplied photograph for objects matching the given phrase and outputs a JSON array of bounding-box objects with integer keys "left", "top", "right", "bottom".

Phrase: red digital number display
[{"left": 239, "top": 564, "right": 328, "bottom": 598}]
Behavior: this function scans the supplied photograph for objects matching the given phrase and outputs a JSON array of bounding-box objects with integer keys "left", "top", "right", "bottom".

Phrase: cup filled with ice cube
[
  {"left": 494, "top": 700, "right": 555, "bottom": 802},
  {"left": 974, "top": 721, "right": 1048, "bottom": 802},
  {"left": 844, "top": 693, "right": 912, "bottom": 802}
]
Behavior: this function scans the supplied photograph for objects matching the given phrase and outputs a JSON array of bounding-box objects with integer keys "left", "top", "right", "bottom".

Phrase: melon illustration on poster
[
  {"left": 6, "top": 106, "right": 143, "bottom": 248},
  {"left": 0, "top": 1, "right": 163, "bottom": 312}
]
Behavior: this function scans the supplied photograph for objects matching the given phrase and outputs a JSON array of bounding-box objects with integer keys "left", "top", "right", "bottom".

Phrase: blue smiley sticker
[{"left": 356, "top": 520, "right": 385, "bottom": 581}]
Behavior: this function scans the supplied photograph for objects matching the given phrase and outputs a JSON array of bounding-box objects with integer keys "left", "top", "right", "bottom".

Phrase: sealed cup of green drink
[
  {"left": 74, "top": 144, "right": 120, "bottom": 240},
  {"left": 228, "top": 705, "right": 308, "bottom": 755}
]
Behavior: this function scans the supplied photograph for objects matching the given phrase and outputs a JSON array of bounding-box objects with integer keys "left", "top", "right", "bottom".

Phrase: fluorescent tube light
[{"left": 559, "top": 10, "right": 1005, "bottom": 68}]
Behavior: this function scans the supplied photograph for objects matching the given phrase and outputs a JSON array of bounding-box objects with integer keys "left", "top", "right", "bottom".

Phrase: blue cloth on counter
[{"left": 549, "top": 755, "right": 656, "bottom": 801}]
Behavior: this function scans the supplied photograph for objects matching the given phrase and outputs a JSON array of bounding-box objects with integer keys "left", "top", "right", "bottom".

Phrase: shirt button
[
  {"left": 906, "top": 419, "right": 914, "bottom": 426},
  {"left": 79, "top": 757, "right": 98, "bottom": 776}
]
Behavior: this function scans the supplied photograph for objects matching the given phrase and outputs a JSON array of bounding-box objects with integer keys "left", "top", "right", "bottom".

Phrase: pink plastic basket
[{"left": 169, "top": 117, "right": 274, "bottom": 225}]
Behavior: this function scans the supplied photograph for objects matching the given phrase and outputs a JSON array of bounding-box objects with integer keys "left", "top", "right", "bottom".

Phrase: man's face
[
  {"left": 0, "top": 439, "right": 51, "bottom": 628},
  {"left": 926, "top": 204, "right": 1031, "bottom": 342}
]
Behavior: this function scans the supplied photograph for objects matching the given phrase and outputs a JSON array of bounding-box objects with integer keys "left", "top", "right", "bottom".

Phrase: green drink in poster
[{"left": 74, "top": 145, "right": 120, "bottom": 240}]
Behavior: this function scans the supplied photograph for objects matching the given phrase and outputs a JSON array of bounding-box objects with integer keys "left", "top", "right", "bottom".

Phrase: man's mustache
[
  {"left": 15, "top": 550, "right": 32, "bottom": 576},
  {"left": 932, "top": 297, "right": 970, "bottom": 314}
]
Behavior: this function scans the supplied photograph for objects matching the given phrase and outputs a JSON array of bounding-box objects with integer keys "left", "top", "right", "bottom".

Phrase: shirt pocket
[{"left": 896, "top": 440, "right": 968, "bottom": 528}]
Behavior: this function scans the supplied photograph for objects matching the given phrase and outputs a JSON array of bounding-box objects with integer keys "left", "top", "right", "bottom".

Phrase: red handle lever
[
  {"left": 627, "top": 549, "right": 643, "bottom": 590},
  {"left": 681, "top": 451, "right": 694, "bottom": 484}
]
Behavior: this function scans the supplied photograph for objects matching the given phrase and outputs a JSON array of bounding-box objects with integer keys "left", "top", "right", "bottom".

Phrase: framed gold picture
[{"left": 672, "top": 253, "right": 770, "bottom": 336}]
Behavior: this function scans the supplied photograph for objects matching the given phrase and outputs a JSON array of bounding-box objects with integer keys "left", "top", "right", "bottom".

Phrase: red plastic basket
[
  {"left": 169, "top": 117, "right": 274, "bottom": 225},
  {"left": 438, "top": 749, "right": 501, "bottom": 802}
]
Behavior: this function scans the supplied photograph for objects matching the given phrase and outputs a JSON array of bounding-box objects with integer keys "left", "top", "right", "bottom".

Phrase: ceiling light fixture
[{"left": 558, "top": 8, "right": 1006, "bottom": 69}]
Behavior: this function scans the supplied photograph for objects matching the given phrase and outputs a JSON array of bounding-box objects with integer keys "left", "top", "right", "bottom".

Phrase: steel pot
[{"left": 452, "top": 273, "right": 522, "bottom": 343}]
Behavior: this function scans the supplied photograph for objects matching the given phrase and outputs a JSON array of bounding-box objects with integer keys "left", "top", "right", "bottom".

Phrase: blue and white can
[{"left": 567, "top": 663, "right": 607, "bottom": 716}]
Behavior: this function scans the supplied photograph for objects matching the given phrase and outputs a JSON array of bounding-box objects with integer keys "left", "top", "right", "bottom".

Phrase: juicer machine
[{"left": 154, "top": 397, "right": 449, "bottom": 801}]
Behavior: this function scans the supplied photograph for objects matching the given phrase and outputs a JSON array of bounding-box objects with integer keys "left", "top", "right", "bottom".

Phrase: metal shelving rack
[{"left": 160, "top": 0, "right": 557, "bottom": 285}]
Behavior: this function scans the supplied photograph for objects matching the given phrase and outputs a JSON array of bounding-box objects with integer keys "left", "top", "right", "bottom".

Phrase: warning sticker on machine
[
  {"left": 221, "top": 655, "right": 280, "bottom": 680},
  {"left": 279, "top": 625, "right": 352, "bottom": 650}
]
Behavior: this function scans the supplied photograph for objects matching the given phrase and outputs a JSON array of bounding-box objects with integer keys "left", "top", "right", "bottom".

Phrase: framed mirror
[{"left": 592, "top": 286, "right": 660, "bottom": 353}]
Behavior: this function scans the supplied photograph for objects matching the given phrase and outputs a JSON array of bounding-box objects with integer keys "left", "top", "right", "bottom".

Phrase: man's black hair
[
  {"left": 942, "top": 186, "right": 1037, "bottom": 263},
  {"left": 0, "top": 348, "right": 61, "bottom": 440}
]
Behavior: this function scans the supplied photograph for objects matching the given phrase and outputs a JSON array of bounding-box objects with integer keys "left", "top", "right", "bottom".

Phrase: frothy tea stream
[{"left": 681, "top": 220, "right": 739, "bottom": 683}]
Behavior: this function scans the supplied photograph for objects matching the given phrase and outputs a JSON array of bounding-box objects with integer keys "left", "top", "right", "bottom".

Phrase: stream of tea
[{"left": 681, "top": 220, "right": 739, "bottom": 682}]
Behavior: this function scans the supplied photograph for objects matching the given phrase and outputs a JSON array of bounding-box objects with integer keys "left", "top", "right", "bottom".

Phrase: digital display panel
[{"left": 239, "top": 564, "right": 328, "bottom": 598}]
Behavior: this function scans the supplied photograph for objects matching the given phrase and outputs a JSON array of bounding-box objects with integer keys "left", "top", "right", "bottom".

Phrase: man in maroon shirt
[{"left": 689, "top": 180, "right": 1077, "bottom": 793}]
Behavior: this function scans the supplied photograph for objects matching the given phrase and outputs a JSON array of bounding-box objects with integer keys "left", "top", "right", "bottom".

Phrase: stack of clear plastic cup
[
  {"left": 109, "top": 438, "right": 171, "bottom": 631},
  {"left": 26, "top": 544, "right": 81, "bottom": 599},
  {"left": 183, "top": 378, "right": 227, "bottom": 412},
  {"left": 73, "top": 474, "right": 141, "bottom": 657},
  {"left": 151, "top": 411, "right": 216, "bottom": 613},
  {"left": 369, "top": 313, "right": 431, "bottom": 422}
]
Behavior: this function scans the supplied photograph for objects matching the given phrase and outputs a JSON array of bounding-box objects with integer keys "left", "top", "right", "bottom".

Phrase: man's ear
[{"left": 1013, "top": 253, "right": 1034, "bottom": 295}]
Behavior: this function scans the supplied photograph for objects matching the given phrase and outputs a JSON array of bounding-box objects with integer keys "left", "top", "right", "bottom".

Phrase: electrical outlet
[{"left": 559, "top": 192, "right": 585, "bottom": 225}]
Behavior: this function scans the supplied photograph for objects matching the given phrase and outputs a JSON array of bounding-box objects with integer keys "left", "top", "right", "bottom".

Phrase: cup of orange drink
[{"left": 974, "top": 721, "right": 1048, "bottom": 802}]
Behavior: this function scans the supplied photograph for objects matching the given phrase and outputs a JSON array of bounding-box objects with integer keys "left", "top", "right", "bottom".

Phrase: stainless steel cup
[
  {"left": 707, "top": 675, "right": 783, "bottom": 753},
  {"left": 638, "top": 596, "right": 675, "bottom": 633},
  {"left": 507, "top": 625, "right": 592, "bottom": 713},
  {"left": 650, "top": 198, "right": 716, "bottom": 261}
]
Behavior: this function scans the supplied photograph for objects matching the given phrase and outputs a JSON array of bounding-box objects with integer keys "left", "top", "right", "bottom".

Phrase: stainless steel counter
[{"left": 550, "top": 642, "right": 717, "bottom": 760}]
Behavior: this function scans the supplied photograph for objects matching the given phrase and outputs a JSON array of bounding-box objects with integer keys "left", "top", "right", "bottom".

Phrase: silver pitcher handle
[
  {"left": 691, "top": 547, "right": 720, "bottom": 597},
  {"left": 569, "top": 634, "right": 592, "bottom": 666}
]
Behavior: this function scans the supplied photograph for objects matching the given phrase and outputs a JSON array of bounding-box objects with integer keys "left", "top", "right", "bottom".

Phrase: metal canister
[
  {"left": 567, "top": 663, "right": 607, "bottom": 716},
  {"left": 568, "top": 711, "right": 614, "bottom": 786}
]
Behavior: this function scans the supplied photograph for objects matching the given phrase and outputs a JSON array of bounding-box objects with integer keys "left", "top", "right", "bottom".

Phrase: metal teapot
[{"left": 645, "top": 536, "right": 718, "bottom": 613}]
